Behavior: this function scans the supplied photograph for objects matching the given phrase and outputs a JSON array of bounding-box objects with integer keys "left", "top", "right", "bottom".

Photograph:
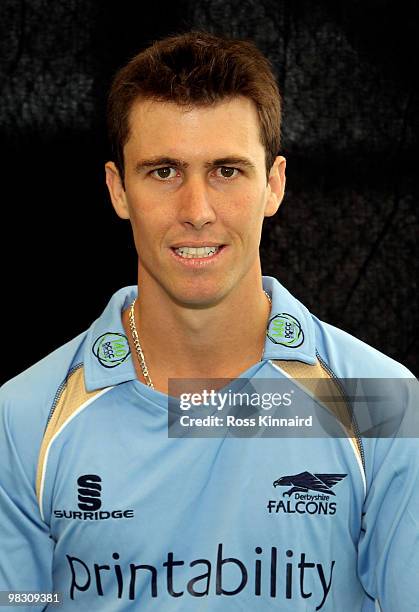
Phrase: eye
[
  {"left": 215, "top": 166, "right": 239, "bottom": 179},
  {"left": 151, "top": 167, "right": 178, "bottom": 180}
]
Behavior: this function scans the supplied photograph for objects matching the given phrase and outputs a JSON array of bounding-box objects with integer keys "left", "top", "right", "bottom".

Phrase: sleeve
[
  {"left": 0, "top": 389, "right": 54, "bottom": 611},
  {"left": 357, "top": 379, "right": 419, "bottom": 611}
]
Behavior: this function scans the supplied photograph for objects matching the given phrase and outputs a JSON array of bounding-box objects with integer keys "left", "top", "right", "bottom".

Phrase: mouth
[{"left": 170, "top": 244, "right": 226, "bottom": 265}]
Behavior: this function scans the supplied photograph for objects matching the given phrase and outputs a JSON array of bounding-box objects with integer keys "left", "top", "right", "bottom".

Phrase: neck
[{"left": 122, "top": 276, "right": 271, "bottom": 393}]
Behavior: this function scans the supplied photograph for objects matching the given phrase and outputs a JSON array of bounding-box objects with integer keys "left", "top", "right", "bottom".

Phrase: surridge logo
[
  {"left": 267, "top": 471, "right": 347, "bottom": 516},
  {"left": 267, "top": 313, "right": 304, "bottom": 348},
  {"left": 53, "top": 474, "right": 135, "bottom": 521},
  {"left": 77, "top": 474, "right": 102, "bottom": 511}
]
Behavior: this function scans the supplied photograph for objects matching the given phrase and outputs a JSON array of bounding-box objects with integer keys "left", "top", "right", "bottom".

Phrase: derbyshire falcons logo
[{"left": 273, "top": 471, "right": 347, "bottom": 497}]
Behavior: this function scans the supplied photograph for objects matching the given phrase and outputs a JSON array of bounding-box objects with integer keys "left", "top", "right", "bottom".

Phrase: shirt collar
[
  {"left": 84, "top": 276, "right": 316, "bottom": 391},
  {"left": 262, "top": 276, "right": 316, "bottom": 364},
  {"left": 84, "top": 286, "right": 138, "bottom": 391}
]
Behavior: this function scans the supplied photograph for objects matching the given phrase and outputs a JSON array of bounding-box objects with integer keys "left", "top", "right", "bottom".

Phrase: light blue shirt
[{"left": 1, "top": 277, "right": 417, "bottom": 610}]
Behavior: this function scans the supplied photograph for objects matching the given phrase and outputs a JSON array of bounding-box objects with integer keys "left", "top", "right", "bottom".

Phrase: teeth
[{"left": 175, "top": 246, "right": 220, "bottom": 258}]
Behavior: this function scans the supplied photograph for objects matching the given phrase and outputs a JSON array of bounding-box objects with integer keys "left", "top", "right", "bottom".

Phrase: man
[{"left": 1, "top": 31, "right": 418, "bottom": 611}]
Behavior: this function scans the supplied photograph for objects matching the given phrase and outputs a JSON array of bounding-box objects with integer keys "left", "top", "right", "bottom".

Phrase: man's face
[{"left": 106, "top": 96, "right": 285, "bottom": 306}]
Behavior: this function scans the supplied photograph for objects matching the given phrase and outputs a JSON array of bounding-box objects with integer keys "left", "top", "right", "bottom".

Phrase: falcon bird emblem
[{"left": 273, "top": 471, "right": 347, "bottom": 496}]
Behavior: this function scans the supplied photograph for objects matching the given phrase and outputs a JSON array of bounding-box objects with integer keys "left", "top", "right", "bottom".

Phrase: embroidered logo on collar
[
  {"left": 92, "top": 333, "right": 130, "bottom": 368},
  {"left": 267, "top": 313, "right": 304, "bottom": 348}
]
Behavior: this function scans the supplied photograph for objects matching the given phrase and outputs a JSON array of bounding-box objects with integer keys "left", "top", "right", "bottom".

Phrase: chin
[{"left": 169, "top": 284, "right": 227, "bottom": 308}]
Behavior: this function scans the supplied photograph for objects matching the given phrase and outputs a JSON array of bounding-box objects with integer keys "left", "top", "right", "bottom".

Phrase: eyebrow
[{"left": 134, "top": 156, "right": 256, "bottom": 173}]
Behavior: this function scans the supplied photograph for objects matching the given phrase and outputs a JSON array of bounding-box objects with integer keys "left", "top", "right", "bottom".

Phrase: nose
[{"left": 178, "top": 175, "right": 216, "bottom": 230}]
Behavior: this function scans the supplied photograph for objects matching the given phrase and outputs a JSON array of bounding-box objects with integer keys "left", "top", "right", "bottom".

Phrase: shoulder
[
  {"left": 1, "top": 330, "right": 88, "bottom": 410},
  {"left": 0, "top": 331, "right": 88, "bottom": 481},
  {"left": 312, "top": 314, "right": 414, "bottom": 378}
]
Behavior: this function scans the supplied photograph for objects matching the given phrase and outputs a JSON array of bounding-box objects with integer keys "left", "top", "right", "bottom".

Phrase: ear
[
  {"left": 105, "top": 161, "right": 130, "bottom": 220},
  {"left": 264, "top": 156, "right": 286, "bottom": 218}
]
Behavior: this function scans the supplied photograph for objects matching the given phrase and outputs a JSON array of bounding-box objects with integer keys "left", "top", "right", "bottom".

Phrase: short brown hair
[{"left": 107, "top": 31, "right": 282, "bottom": 182}]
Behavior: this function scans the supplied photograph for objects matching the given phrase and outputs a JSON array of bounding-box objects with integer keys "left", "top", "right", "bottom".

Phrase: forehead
[{"left": 124, "top": 96, "right": 264, "bottom": 161}]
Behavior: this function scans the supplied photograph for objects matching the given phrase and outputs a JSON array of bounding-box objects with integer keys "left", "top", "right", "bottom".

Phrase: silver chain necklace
[{"left": 128, "top": 291, "right": 272, "bottom": 389}]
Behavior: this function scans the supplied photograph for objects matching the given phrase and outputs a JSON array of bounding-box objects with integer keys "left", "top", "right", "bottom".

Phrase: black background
[{"left": 1, "top": 0, "right": 418, "bottom": 382}]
